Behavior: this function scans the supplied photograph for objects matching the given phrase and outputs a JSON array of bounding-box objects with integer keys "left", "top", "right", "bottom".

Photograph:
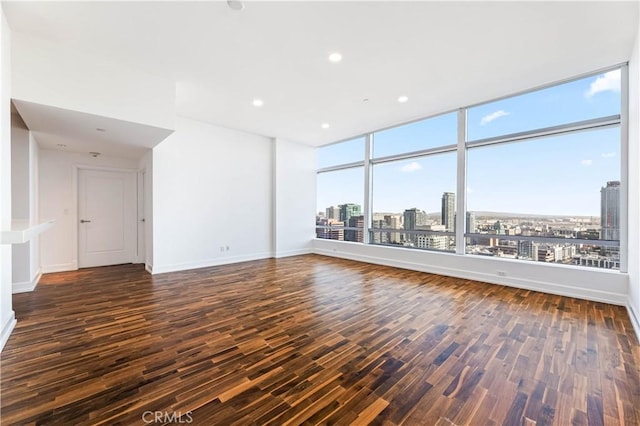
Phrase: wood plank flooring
[{"left": 2, "top": 254, "right": 639, "bottom": 425}]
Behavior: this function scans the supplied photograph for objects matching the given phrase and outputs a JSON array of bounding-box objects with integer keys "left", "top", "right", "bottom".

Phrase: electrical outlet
[
  {"left": 497, "top": 270, "right": 507, "bottom": 277},
  {"left": 220, "top": 246, "right": 225, "bottom": 252},
  {"left": 225, "top": 246, "right": 230, "bottom": 251}
]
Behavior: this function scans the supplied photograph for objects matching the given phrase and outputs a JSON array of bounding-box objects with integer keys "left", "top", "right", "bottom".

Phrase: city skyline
[
  {"left": 317, "top": 180, "right": 620, "bottom": 270},
  {"left": 318, "top": 175, "right": 618, "bottom": 220},
  {"left": 318, "top": 193, "right": 614, "bottom": 226},
  {"left": 318, "top": 180, "right": 621, "bottom": 240},
  {"left": 320, "top": 206, "right": 603, "bottom": 221}
]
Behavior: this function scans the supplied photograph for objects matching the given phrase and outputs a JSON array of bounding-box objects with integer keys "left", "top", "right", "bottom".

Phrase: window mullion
[
  {"left": 455, "top": 108, "right": 467, "bottom": 254},
  {"left": 619, "top": 63, "right": 629, "bottom": 273},
  {"left": 363, "top": 133, "right": 373, "bottom": 244}
]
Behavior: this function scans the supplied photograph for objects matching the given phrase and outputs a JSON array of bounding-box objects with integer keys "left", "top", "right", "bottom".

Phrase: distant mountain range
[
  {"left": 465, "top": 211, "right": 598, "bottom": 219},
  {"left": 374, "top": 211, "right": 598, "bottom": 219}
]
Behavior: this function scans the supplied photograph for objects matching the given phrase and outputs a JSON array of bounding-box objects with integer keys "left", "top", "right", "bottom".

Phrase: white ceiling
[
  {"left": 3, "top": 1, "right": 639, "bottom": 152},
  {"left": 12, "top": 100, "right": 174, "bottom": 159}
]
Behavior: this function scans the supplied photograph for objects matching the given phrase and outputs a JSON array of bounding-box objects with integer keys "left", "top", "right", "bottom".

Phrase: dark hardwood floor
[{"left": 2, "top": 254, "right": 639, "bottom": 425}]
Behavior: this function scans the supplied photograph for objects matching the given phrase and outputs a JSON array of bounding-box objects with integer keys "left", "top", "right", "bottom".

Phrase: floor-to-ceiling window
[
  {"left": 316, "top": 66, "right": 625, "bottom": 270},
  {"left": 370, "top": 112, "right": 457, "bottom": 251},
  {"left": 316, "top": 137, "right": 365, "bottom": 242}
]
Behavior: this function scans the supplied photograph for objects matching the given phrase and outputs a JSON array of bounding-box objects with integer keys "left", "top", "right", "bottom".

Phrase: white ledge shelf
[{"left": 1, "top": 219, "right": 55, "bottom": 244}]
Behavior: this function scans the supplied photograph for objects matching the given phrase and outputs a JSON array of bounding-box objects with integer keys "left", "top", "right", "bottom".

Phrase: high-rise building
[
  {"left": 517, "top": 240, "right": 539, "bottom": 260},
  {"left": 315, "top": 218, "right": 344, "bottom": 241},
  {"left": 325, "top": 206, "right": 340, "bottom": 220},
  {"left": 371, "top": 219, "right": 387, "bottom": 244},
  {"left": 466, "top": 211, "right": 476, "bottom": 234},
  {"left": 403, "top": 208, "right": 427, "bottom": 242},
  {"left": 441, "top": 192, "right": 455, "bottom": 232},
  {"left": 384, "top": 214, "right": 402, "bottom": 244},
  {"left": 563, "top": 245, "right": 577, "bottom": 260},
  {"left": 346, "top": 215, "right": 364, "bottom": 242},
  {"left": 601, "top": 181, "right": 620, "bottom": 241},
  {"left": 370, "top": 215, "right": 403, "bottom": 245},
  {"left": 339, "top": 203, "right": 362, "bottom": 224},
  {"left": 403, "top": 208, "right": 416, "bottom": 234}
]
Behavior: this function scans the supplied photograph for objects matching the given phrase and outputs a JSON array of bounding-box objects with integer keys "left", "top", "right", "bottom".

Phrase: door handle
[{"left": 80, "top": 219, "right": 91, "bottom": 223}]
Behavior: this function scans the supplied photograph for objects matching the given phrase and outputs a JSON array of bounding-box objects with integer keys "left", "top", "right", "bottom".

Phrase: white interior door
[{"left": 78, "top": 169, "right": 136, "bottom": 268}]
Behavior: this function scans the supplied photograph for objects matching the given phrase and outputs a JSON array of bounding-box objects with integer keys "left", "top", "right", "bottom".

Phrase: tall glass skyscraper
[
  {"left": 339, "top": 203, "right": 361, "bottom": 223},
  {"left": 600, "top": 181, "right": 620, "bottom": 241},
  {"left": 403, "top": 208, "right": 427, "bottom": 243},
  {"left": 466, "top": 211, "right": 476, "bottom": 234},
  {"left": 441, "top": 192, "right": 455, "bottom": 232}
]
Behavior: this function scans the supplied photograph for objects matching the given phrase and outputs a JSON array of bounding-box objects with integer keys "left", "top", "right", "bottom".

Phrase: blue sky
[{"left": 317, "top": 69, "right": 621, "bottom": 217}]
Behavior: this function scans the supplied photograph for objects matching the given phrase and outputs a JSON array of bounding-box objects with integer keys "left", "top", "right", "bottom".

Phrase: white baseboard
[
  {"left": 13, "top": 271, "right": 42, "bottom": 293},
  {"left": 151, "top": 252, "right": 272, "bottom": 274},
  {"left": 145, "top": 263, "right": 153, "bottom": 274},
  {"left": 41, "top": 262, "right": 78, "bottom": 273},
  {"left": 0, "top": 312, "right": 16, "bottom": 352},
  {"left": 628, "top": 301, "right": 640, "bottom": 343},
  {"left": 272, "top": 248, "right": 312, "bottom": 259},
  {"left": 313, "top": 247, "right": 628, "bottom": 306}
]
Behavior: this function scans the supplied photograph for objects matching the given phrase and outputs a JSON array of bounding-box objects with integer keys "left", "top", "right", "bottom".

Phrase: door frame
[
  {"left": 72, "top": 165, "right": 141, "bottom": 269},
  {"left": 136, "top": 169, "right": 146, "bottom": 265}
]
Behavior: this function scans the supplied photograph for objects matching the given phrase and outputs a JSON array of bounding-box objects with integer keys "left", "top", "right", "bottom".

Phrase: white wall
[
  {"left": 11, "top": 126, "right": 40, "bottom": 293},
  {"left": 272, "top": 138, "right": 316, "bottom": 257},
  {"left": 628, "top": 25, "right": 640, "bottom": 340},
  {"left": 10, "top": 110, "right": 27, "bottom": 217},
  {"left": 38, "top": 149, "right": 138, "bottom": 272},
  {"left": 139, "top": 150, "right": 153, "bottom": 272},
  {"left": 10, "top": 108, "right": 30, "bottom": 287},
  {"left": 0, "top": 9, "right": 14, "bottom": 351},
  {"left": 29, "top": 133, "right": 39, "bottom": 283},
  {"left": 152, "top": 117, "right": 272, "bottom": 273},
  {"left": 313, "top": 239, "right": 628, "bottom": 306},
  {"left": 11, "top": 32, "right": 175, "bottom": 130}
]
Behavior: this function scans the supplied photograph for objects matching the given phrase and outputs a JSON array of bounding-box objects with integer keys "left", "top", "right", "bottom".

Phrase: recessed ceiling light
[
  {"left": 227, "top": 0, "right": 244, "bottom": 11},
  {"left": 252, "top": 99, "right": 264, "bottom": 107},
  {"left": 362, "top": 98, "right": 370, "bottom": 103},
  {"left": 398, "top": 96, "right": 409, "bottom": 103},
  {"left": 328, "top": 52, "right": 342, "bottom": 63},
  {"left": 321, "top": 123, "right": 330, "bottom": 129},
  {"left": 96, "top": 128, "right": 106, "bottom": 132}
]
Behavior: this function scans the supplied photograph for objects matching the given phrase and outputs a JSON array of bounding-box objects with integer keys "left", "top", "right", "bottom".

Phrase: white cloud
[
  {"left": 581, "top": 159, "right": 593, "bottom": 166},
  {"left": 400, "top": 162, "right": 421, "bottom": 173},
  {"left": 601, "top": 152, "right": 616, "bottom": 158},
  {"left": 480, "top": 110, "right": 510, "bottom": 126},
  {"left": 585, "top": 70, "right": 621, "bottom": 98}
]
